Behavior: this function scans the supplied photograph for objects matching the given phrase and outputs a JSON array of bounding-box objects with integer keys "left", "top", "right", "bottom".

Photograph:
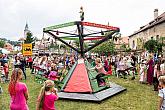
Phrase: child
[
  {"left": 139, "top": 60, "right": 146, "bottom": 83},
  {"left": 158, "top": 76, "right": 165, "bottom": 110},
  {"left": 160, "top": 60, "right": 165, "bottom": 75},
  {"left": 36, "top": 80, "right": 58, "bottom": 110},
  {"left": 1, "top": 66, "right": 6, "bottom": 83},
  {"left": 48, "top": 64, "right": 58, "bottom": 80},
  {"left": 3, "top": 63, "right": 9, "bottom": 82},
  {"left": 0, "top": 86, "right": 3, "bottom": 94}
]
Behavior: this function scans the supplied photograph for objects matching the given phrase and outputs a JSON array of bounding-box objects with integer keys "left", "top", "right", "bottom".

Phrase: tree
[
  {"left": 144, "top": 39, "right": 165, "bottom": 53},
  {"left": 7, "top": 40, "right": 20, "bottom": 46},
  {"left": 120, "top": 44, "right": 131, "bottom": 52},
  {"left": 74, "top": 39, "right": 88, "bottom": 50},
  {"left": 24, "top": 32, "right": 35, "bottom": 48},
  {"left": 0, "top": 40, "right": 5, "bottom": 48},
  {"left": 157, "top": 37, "right": 165, "bottom": 54},
  {"left": 91, "top": 40, "right": 115, "bottom": 55},
  {"left": 24, "top": 32, "right": 34, "bottom": 43}
]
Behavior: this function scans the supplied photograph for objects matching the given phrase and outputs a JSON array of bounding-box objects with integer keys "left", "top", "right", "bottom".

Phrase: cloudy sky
[{"left": 0, "top": 0, "right": 165, "bottom": 41}]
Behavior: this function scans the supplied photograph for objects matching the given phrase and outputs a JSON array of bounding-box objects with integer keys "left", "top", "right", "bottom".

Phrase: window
[
  {"left": 132, "top": 40, "right": 135, "bottom": 49},
  {"left": 156, "top": 35, "right": 159, "bottom": 40}
]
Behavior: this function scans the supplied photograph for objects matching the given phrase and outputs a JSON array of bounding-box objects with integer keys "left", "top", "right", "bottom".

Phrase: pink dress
[
  {"left": 95, "top": 64, "right": 107, "bottom": 74},
  {"left": 10, "top": 82, "right": 29, "bottom": 110},
  {"left": 43, "top": 93, "right": 58, "bottom": 110},
  {"left": 48, "top": 71, "right": 58, "bottom": 80}
]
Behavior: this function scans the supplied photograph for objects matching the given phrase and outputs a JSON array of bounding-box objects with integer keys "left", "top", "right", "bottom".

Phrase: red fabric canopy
[
  {"left": 84, "top": 37, "right": 103, "bottom": 41},
  {"left": 64, "top": 63, "right": 92, "bottom": 93}
]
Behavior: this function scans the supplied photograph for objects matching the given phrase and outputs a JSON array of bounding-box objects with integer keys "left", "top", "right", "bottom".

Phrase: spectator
[
  {"left": 20, "top": 55, "right": 27, "bottom": 80},
  {"left": 158, "top": 76, "right": 165, "bottom": 110},
  {"left": 139, "top": 60, "right": 146, "bottom": 83},
  {"left": 160, "top": 60, "right": 165, "bottom": 75},
  {"left": 103, "top": 57, "right": 108, "bottom": 72},
  {"left": 28, "top": 56, "right": 33, "bottom": 70},
  {"left": 146, "top": 55, "right": 154, "bottom": 85},
  {"left": 36, "top": 80, "right": 58, "bottom": 110},
  {"left": 8, "top": 68, "right": 29, "bottom": 110},
  {"left": 13, "top": 56, "right": 21, "bottom": 68}
]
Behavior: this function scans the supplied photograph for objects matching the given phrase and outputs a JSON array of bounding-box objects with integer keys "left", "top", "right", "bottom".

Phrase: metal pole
[
  {"left": 44, "top": 31, "right": 81, "bottom": 53},
  {"left": 84, "top": 31, "right": 117, "bottom": 53},
  {"left": 79, "top": 6, "right": 84, "bottom": 58},
  {"left": 77, "top": 24, "right": 84, "bottom": 58}
]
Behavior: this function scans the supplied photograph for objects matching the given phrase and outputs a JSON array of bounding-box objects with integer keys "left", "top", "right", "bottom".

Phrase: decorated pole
[{"left": 79, "top": 6, "right": 85, "bottom": 57}]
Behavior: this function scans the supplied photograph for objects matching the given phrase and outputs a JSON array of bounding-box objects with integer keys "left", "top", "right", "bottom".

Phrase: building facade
[{"left": 129, "top": 9, "right": 165, "bottom": 50}]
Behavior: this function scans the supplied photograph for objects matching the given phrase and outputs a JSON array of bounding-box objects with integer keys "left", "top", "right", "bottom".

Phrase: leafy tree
[
  {"left": 144, "top": 39, "right": 157, "bottom": 53},
  {"left": 157, "top": 37, "right": 165, "bottom": 54},
  {"left": 74, "top": 39, "right": 88, "bottom": 50},
  {"left": 24, "top": 32, "right": 34, "bottom": 43},
  {"left": 91, "top": 40, "right": 115, "bottom": 55},
  {"left": 7, "top": 40, "right": 20, "bottom": 46},
  {"left": 0, "top": 40, "right": 5, "bottom": 48},
  {"left": 24, "top": 32, "right": 35, "bottom": 48},
  {"left": 144, "top": 39, "right": 165, "bottom": 53},
  {"left": 48, "top": 42, "right": 60, "bottom": 53},
  {"left": 120, "top": 44, "right": 131, "bottom": 52}
]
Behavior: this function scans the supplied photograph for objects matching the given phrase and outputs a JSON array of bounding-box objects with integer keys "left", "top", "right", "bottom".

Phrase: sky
[{"left": 0, "top": 0, "right": 165, "bottom": 41}]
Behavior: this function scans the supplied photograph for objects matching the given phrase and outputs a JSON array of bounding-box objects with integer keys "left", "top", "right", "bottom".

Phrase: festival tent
[{"left": 0, "top": 48, "right": 10, "bottom": 54}]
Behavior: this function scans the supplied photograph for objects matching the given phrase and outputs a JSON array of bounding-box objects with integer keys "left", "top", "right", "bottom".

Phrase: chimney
[{"left": 154, "top": 9, "right": 158, "bottom": 19}]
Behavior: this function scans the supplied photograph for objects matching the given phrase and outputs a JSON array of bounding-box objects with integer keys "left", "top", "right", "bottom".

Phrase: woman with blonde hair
[
  {"left": 8, "top": 68, "right": 29, "bottom": 110},
  {"left": 90, "top": 58, "right": 108, "bottom": 86},
  {"left": 36, "top": 80, "right": 58, "bottom": 110},
  {"left": 95, "top": 58, "right": 107, "bottom": 75}
]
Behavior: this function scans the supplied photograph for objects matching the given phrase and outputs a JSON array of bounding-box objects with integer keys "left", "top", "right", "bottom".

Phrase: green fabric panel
[
  {"left": 44, "top": 21, "right": 75, "bottom": 31},
  {"left": 61, "top": 61, "right": 78, "bottom": 91},
  {"left": 85, "top": 61, "right": 107, "bottom": 93}
]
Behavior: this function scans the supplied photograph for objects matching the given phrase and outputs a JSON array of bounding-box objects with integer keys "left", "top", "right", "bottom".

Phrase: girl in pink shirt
[
  {"left": 8, "top": 68, "right": 29, "bottom": 110},
  {"left": 36, "top": 80, "right": 58, "bottom": 110}
]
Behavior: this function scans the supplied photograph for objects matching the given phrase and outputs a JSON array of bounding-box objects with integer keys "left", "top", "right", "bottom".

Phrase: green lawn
[{"left": 0, "top": 69, "right": 158, "bottom": 110}]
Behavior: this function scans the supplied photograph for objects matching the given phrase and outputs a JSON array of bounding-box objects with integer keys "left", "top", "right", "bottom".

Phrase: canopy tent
[{"left": 0, "top": 48, "right": 10, "bottom": 54}]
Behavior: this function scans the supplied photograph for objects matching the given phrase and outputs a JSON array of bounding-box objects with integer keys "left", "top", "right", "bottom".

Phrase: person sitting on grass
[
  {"left": 158, "top": 76, "right": 165, "bottom": 110},
  {"left": 8, "top": 68, "right": 29, "bottom": 110},
  {"left": 36, "top": 80, "right": 58, "bottom": 110}
]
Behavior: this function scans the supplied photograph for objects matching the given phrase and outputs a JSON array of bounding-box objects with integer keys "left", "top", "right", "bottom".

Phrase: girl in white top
[
  {"left": 39, "top": 56, "right": 47, "bottom": 70},
  {"left": 158, "top": 76, "right": 165, "bottom": 110},
  {"left": 160, "top": 60, "right": 165, "bottom": 75},
  {"left": 139, "top": 61, "right": 146, "bottom": 83}
]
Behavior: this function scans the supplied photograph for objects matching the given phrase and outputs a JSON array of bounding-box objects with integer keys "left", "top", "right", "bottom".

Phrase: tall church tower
[{"left": 24, "top": 22, "right": 30, "bottom": 38}]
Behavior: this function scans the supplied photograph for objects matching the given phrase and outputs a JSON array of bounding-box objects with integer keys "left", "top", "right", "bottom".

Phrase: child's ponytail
[
  {"left": 36, "top": 83, "right": 46, "bottom": 110},
  {"left": 36, "top": 80, "right": 55, "bottom": 110}
]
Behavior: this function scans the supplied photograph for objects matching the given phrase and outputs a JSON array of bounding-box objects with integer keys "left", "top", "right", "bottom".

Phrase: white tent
[{"left": 0, "top": 48, "right": 10, "bottom": 54}]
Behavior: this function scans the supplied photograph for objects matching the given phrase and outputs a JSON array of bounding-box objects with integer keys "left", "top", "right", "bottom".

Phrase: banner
[{"left": 22, "top": 44, "right": 32, "bottom": 56}]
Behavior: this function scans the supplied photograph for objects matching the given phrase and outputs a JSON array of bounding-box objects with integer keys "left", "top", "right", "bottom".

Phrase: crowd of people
[{"left": 0, "top": 52, "right": 165, "bottom": 109}]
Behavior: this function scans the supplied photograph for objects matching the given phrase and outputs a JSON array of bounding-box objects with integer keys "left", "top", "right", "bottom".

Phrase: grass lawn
[{"left": 0, "top": 69, "right": 158, "bottom": 110}]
